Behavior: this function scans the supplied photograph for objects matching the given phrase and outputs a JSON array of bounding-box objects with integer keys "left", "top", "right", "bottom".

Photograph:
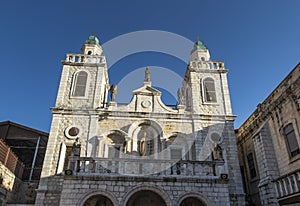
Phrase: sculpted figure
[
  {"left": 109, "top": 84, "right": 118, "bottom": 102},
  {"left": 72, "top": 138, "right": 81, "bottom": 156},
  {"left": 145, "top": 67, "right": 150, "bottom": 82},
  {"left": 212, "top": 144, "right": 223, "bottom": 161},
  {"left": 177, "top": 88, "right": 184, "bottom": 105},
  {"left": 139, "top": 132, "right": 147, "bottom": 156}
]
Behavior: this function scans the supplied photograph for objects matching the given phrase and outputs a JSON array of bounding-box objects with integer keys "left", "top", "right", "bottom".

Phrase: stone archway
[
  {"left": 78, "top": 190, "right": 118, "bottom": 206},
  {"left": 84, "top": 194, "right": 114, "bottom": 206},
  {"left": 126, "top": 190, "right": 167, "bottom": 206},
  {"left": 177, "top": 192, "right": 212, "bottom": 206},
  {"left": 127, "top": 119, "right": 164, "bottom": 157},
  {"left": 179, "top": 197, "right": 206, "bottom": 206}
]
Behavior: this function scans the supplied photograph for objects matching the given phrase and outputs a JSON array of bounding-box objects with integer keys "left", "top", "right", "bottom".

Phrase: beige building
[
  {"left": 236, "top": 65, "right": 300, "bottom": 205},
  {"left": 35, "top": 36, "right": 245, "bottom": 205}
]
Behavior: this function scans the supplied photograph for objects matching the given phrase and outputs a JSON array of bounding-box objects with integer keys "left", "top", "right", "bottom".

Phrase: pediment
[{"left": 133, "top": 85, "right": 161, "bottom": 96}]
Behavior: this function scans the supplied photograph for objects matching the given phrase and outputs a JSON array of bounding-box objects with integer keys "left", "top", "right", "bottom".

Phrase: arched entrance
[
  {"left": 179, "top": 197, "right": 206, "bottom": 206},
  {"left": 126, "top": 190, "right": 167, "bottom": 206},
  {"left": 84, "top": 194, "right": 114, "bottom": 206}
]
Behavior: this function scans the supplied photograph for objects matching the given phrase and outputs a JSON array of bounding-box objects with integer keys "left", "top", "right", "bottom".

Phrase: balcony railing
[
  {"left": 190, "top": 61, "right": 225, "bottom": 70},
  {"left": 64, "top": 54, "right": 105, "bottom": 64},
  {"left": 67, "top": 156, "right": 226, "bottom": 178},
  {"left": 274, "top": 169, "right": 300, "bottom": 199}
]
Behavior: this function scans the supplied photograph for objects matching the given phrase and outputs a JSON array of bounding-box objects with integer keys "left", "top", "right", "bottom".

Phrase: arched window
[
  {"left": 72, "top": 71, "right": 88, "bottom": 97},
  {"left": 203, "top": 78, "right": 216, "bottom": 102},
  {"left": 104, "top": 133, "right": 126, "bottom": 158}
]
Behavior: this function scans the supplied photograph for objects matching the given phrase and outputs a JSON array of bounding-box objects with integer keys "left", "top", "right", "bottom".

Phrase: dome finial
[
  {"left": 85, "top": 33, "right": 100, "bottom": 46},
  {"left": 195, "top": 38, "right": 207, "bottom": 50}
]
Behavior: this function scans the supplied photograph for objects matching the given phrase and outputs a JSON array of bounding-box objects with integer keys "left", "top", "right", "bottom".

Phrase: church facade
[{"left": 35, "top": 36, "right": 245, "bottom": 206}]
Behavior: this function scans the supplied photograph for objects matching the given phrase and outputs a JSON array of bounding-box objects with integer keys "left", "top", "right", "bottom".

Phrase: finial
[
  {"left": 197, "top": 36, "right": 200, "bottom": 42},
  {"left": 145, "top": 67, "right": 150, "bottom": 82},
  {"left": 93, "top": 31, "right": 97, "bottom": 36}
]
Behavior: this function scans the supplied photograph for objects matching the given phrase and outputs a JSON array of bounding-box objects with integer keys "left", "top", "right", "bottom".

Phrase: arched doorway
[
  {"left": 126, "top": 190, "right": 166, "bottom": 206},
  {"left": 179, "top": 197, "right": 206, "bottom": 206},
  {"left": 84, "top": 194, "right": 114, "bottom": 206}
]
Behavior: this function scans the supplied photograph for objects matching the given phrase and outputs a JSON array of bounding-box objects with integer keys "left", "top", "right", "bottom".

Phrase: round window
[
  {"left": 68, "top": 127, "right": 79, "bottom": 136},
  {"left": 210, "top": 133, "right": 222, "bottom": 143},
  {"left": 65, "top": 126, "right": 80, "bottom": 139}
]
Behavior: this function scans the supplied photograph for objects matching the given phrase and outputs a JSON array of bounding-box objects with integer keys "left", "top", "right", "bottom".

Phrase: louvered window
[
  {"left": 284, "top": 123, "right": 300, "bottom": 157},
  {"left": 72, "top": 71, "right": 88, "bottom": 97},
  {"left": 203, "top": 78, "right": 216, "bottom": 102},
  {"left": 247, "top": 153, "right": 257, "bottom": 178}
]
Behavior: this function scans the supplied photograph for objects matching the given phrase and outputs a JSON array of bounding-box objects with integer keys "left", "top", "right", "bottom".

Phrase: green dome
[
  {"left": 195, "top": 40, "right": 207, "bottom": 50},
  {"left": 85, "top": 35, "right": 100, "bottom": 46}
]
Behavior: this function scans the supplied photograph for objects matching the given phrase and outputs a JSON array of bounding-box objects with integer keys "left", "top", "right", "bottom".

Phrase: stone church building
[{"left": 35, "top": 36, "right": 245, "bottom": 205}]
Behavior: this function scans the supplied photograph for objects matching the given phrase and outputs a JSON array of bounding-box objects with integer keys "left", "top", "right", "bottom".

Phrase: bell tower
[
  {"left": 182, "top": 40, "right": 232, "bottom": 116},
  {"left": 55, "top": 35, "right": 109, "bottom": 109},
  {"left": 38, "top": 35, "right": 109, "bottom": 184}
]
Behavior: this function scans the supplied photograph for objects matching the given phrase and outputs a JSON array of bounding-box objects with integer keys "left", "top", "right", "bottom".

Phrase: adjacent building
[
  {"left": 35, "top": 36, "right": 245, "bottom": 205},
  {"left": 236, "top": 65, "right": 300, "bottom": 205},
  {"left": 0, "top": 121, "right": 48, "bottom": 205}
]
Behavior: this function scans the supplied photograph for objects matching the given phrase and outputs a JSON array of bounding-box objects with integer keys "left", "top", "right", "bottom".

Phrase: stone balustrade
[
  {"left": 64, "top": 54, "right": 105, "bottom": 64},
  {"left": 67, "top": 156, "right": 226, "bottom": 178},
  {"left": 274, "top": 169, "right": 300, "bottom": 199},
  {"left": 190, "top": 61, "right": 225, "bottom": 70}
]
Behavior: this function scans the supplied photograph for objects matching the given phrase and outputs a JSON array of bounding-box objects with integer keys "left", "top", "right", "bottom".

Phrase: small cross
[{"left": 93, "top": 32, "right": 97, "bottom": 36}]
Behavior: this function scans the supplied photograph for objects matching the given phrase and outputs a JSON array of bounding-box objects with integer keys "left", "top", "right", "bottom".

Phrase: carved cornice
[{"left": 237, "top": 64, "right": 300, "bottom": 140}]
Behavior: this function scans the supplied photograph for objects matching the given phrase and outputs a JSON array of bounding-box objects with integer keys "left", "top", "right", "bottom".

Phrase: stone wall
[
  {"left": 0, "top": 162, "right": 22, "bottom": 204},
  {"left": 35, "top": 175, "right": 64, "bottom": 206},
  {"left": 60, "top": 175, "right": 230, "bottom": 206}
]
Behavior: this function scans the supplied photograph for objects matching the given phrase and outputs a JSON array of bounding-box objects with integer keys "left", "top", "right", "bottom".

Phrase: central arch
[
  {"left": 177, "top": 192, "right": 212, "bottom": 206},
  {"left": 84, "top": 194, "right": 113, "bottom": 206},
  {"left": 127, "top": 119, "right": 164, "bottom": 157},
  {"left": 78, "top": 190, "right": 118, "bottom": 206},
  {"left": 122, "top": 185, "right": 171, "bottom": 206},
  {"left": 179, "top": 197, "right": 206, "bottom": 206},
  {"left": 126, "top": 190, "right": 166, "bottom": 206}
]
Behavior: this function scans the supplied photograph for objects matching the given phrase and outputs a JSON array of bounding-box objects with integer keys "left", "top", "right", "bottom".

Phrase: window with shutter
[
  {"left": 72, "top": 71, "right": 88, "bottom": 97},
  {"left": 247, "top": 153, "right": 257, "bottom": 179},
  {"left": 284, "top": 123, "right": 300, "bottom": 157},
  {"left": 203, "top": 78, "right": 216, "bottom": 102}
]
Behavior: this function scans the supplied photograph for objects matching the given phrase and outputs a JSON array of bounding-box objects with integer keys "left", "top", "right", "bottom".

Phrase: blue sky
[{"left": 0, "top": 0, "right": 300, "bottom": 132}]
